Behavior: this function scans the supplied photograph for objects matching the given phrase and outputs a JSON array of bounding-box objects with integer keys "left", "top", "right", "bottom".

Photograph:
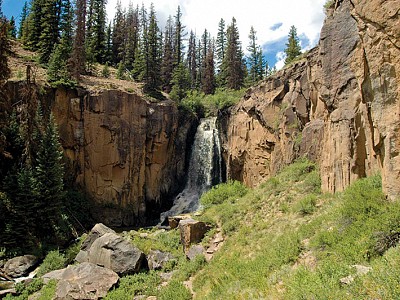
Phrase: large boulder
[
  {"left": 42, "top": 262, "right": 119, "bottom": 300},
  {"left": 179, "top": 219, "right": 210, "bottom": 253},
  {"left": 75, "top": 224, "right": 145, "bottom": 275},
  {"left": 147, "top": 250, "right": 174, "bottom": 270},
  {"left": 3, "top": 255, "right": 38, "bottom": 278}
]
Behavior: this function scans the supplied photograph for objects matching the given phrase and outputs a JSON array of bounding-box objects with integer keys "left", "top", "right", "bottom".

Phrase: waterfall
[{"left": 160, "top": 117, "right": 222, "bottom": 223}]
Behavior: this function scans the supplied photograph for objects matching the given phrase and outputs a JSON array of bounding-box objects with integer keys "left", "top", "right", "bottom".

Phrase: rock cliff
[
  {"left": 52, "top": 88, "right": 196, "bottom": 226},
  {"left": 221, "top": 0, "right": 400, "bottom": 198}
]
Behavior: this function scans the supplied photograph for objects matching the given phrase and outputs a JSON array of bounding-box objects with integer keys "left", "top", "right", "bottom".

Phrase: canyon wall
[
  {"left": 50, "top": 88, "right": 196, "bottom": 226},
  {"left": 221, "top": 0, "right": 400, "bottom": 198}
]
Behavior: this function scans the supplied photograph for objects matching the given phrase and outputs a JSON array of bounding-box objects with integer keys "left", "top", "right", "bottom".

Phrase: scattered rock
[
  {"left": 0, "top": 288, "right": 16, "bottom": 298},
  {"left": 187, "top": 245, "right": 205, "bottom": 261},
  {"left": 352, "top": 264, "right": 372, "bottom": 275},
  {"left": 340, "top": 275, "right": 355, "bottom": 285},
  {"left": 179, "top": 219, "right": 210, "bottom": 253},
  {"left": 76, "top": 224, "right": 146, "bottom": 275},
  {"left": 3, "top": 255, "right": 38, "bottom": 278},
  {"left": 168, "top": 215, "right": 191, "bottom": 229},
  {"left": 42, "top": 262, "right": 119, "bottom": 300},
  {"left": 147, "top": 250, "right": 174, "bottom": 270}
]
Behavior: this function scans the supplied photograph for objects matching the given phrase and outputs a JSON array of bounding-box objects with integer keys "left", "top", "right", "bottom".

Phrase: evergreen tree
[
  {"left": 18, "top": 1, "right": 29, "bottom": 39},
  {"left": 111, "top": 0, "right": 125, "bottom": 65},
  {"left": 202, "top": 40, "right": 216, "bottom": 95},
  {"left": 104, "top": 22, "right": 112, "bottom": 64},
  {"left": 222, "top": 17, "right": 245, "bottom": 90},
  {"left": 173, "top": 6, "right": 186, "bottom": 66},
  {"left": 187, "top": 30, "right": 197, "bottom": 89},
  {"left": 142, "top": 4, "right": 161, "bottom": 95},
  {"left": 247, "top": 26, "right": 264, "bottom": 84},
  {"left": 71, "top": 0, "right": 86, "bottom": 81},
  {"left": 34, "top": 113, "right": 67, "bottom": 237},
  {"left": 216, "top": 18, "right": 226, "bottom": 74},
  {"left": 25, "top": 0, "right": 45, "bottom": 50},
  {"left": 86, "top": 0, "right": 107, "bottom": 65},
  {"left": 38, "top": 0, "right": 62, "bottom": 64},
  {"left": 170, "top": 62, "right": 190, "bottom": 102},
  {"left": 161, "top": 16, "right": 174, "bottom": 93},
  {"left": 8, "top": 16, "right": 16, "bottom": 38},
  {"left": 124, "top": 4, "right": 139, "bottom": 70},
  {"left": 284, "top": 25, "right": 302, "bottom": 64}
]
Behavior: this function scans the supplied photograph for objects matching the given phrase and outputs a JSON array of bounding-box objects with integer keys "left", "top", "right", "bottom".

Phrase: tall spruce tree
[
  {"left": 170, "top": 62, "right": 190, "bottom": 102},
  {"left": 222, "top": 17, "right": 245, "bottom": 90},
  {"left": 8, "top": 16, "right": 16, "bottom": 38},
  {"left": 18, "top": 2, "right": 29, "bottom": 39},
  {"left": 38, "top": 0, "right": 62, "bottom": 64},
  {"left": 284, "top": 25, "right": 301, "bottom": 64},
  {"left": 161, "top": 16, "right": 174, "bottom": 93},
  {"left": 124, "top": 4, "right": 139, "bottom": 70},
  {"left": 247, "top": 26, "right": 264, "bottom": 84},
  {"left": 202, "top": 40, "right": 216, "bottom": 95},
  {"left": 71, "top": 0, "right": 86, "bottom": 81},
  {"left": 86, "top": 0, "right": 107, "bottom": 65},
  {"left": 143, "top": 4, "right": 161, "bottom": 95},
  {"left": 111, "top": 1, "right": 125, "bottom": 65},
  {"left": 216, "top": 18, "right": 226, "bottom": 74},
  {"left": 173, "top": 6, "right": 186, "bottom": 67},
  {"left": 187, "top": 30, "right": 197, "bottom": 89},
  {"left": 25, "top": 0, "right": 45, "bottom": 50}
]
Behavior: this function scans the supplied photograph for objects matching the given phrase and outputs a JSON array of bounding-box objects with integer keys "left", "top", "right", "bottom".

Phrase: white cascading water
[{"left": 160, "top": 117, "right": 222, "bottom": 223}]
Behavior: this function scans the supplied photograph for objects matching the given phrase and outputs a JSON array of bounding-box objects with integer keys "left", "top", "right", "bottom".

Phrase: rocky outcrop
[
  {"left": 50, "top": 89, "right": 196, "bottom": 226},
  {"left": 2, "top": 255, "right": 38, "bottom": 278},
  {"left": 179, "top": 219, "right": 210, "bottom": 253},
  {"left": 75, "top": 224, "right": 145, "bottom": 275},
  {"left": 42, "top": 262, "right": 119, "bottom": 300},
  {"left": 221, "top": 0, "right": 400, "bottom": 197}
]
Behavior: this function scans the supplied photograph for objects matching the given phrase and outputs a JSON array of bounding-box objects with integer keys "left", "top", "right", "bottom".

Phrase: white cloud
[
  {"left": 275, "top": 51, "right": 286, "bottom": 70},
  {"left": 107, "top": 0, "right": 326, "bottom": 56}
]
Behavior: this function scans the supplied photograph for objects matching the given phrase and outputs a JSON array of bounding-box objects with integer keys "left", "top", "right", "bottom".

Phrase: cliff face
[
  {"left": 221, "top": 0, "right": 400, "bottom": 198},
  {"left": 51, "top": 88, "right": 195, "bottom": 226}
]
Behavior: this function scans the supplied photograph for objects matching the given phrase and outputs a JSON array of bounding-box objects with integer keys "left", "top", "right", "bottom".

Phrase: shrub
[
  {"left": 200, "top": 181, "right": 248, "bottom": 209},
  {"left": 294, "top": 195, "right": 317, "bottom": 215},
  {"left": 158, "top": 280, "right": 192, "bottom": 300},
  {"left": 102, "top": 63, "right": 111, "bottom": 78},
  {"left": 37, "top": 250, "right": 66, "bottom": 277}
]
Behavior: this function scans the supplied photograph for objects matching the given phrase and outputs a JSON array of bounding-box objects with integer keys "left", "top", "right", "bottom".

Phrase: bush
[
  {"left": 37, "top": 250, "right": 66, "bottom": 277},
  {"left": 102, "top": 63, "right": 111, "bottom": 78},
  {"left": 200, "top": 181, "right": 248, "bottom": 209},
  {"left": 158, "top": 280, "right": 192, "bottom": 300},
  {"left": 294, "top": 195, "right": 317, "bottom": 215}
]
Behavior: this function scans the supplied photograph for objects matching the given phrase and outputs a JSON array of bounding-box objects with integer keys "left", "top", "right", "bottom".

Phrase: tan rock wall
[
  {"left": 222, "top": 0, "right": 400, "bottom": 198},
  {"left": 52, "top": 89, "right": 195, "bottom": 226}
]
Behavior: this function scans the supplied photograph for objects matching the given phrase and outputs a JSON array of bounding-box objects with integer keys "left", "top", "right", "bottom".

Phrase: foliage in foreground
[{"left": 192, "top": 160, "right": 400, "bottom": 299}]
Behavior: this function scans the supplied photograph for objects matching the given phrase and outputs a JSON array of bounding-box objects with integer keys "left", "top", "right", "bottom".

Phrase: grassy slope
[{"left": 193, "top": 160, "right": 400, "bottom": 299}]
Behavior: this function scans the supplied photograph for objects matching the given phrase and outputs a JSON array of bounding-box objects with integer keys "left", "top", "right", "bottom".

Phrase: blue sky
[{"left": 2, "top": 0, "right": 326, "bottom": 69}]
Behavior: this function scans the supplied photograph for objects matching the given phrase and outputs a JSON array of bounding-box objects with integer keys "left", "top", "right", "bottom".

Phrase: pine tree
[
  {"left": 34, "top": 113, "right": 66, "bottom": 236},
  {"left": 86, "top": 0, "right": 107, "bottom": 65},
  {"left": 161, "top": 16, "right": 174, "bottom": 93},
  {"left": 202, "top": 40, "right": 216, "bottom": 95},
  {"left": 247, "top": 26, "right": 265, "bottom": 84},
  {"left": 70, "top": 0, "right": 86, "bottom": 81},
  {"left": 8, "top": 16, "right": 16, "bottom": 38},
  {"left": 170, "top": 62, "right": 190, "bottom": 102},
  {"left": 173, "top": 6, "right": 186, "bottom": 67},
  {"left": 222, "top": 17, "right": 245, "bottom": 90},
  {"left": 187, "top": 30, "right": 197, "bottom": 89},
  {"left": 111, "top": 0, "right": 125, "bottom": 65},
  {"left": 143, "top": 4, "right": 161, "bottom": 95},
  {"left": 124, "top": 4, "right": 139, "bottom": 70},
  {"left": 216, "top": 18, "right": 226, "bottom": 74},
  {"left": 25, "top": 0, "right": 45, "bottom": 50},
  {"left": 284, "top": 25, "right": 302, "bottom": 64},
  {"left": 18, "top": 2, "right": 29, "bottom": 39},
  {"left": 38, "top": 0, "right": 62, "bottom": 64},
  {"left": 104, "top": 23, "right": 112, "bottom": 64}
]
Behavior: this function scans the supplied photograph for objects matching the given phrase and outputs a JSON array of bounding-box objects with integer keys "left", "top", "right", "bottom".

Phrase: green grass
[{"left": 189, "top": 160, "right": 400, "bottom": 299}]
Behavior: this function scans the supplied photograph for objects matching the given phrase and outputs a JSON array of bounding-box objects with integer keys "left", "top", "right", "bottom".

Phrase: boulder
[
  {"left": 3, "top": 255, "right": 38, "bottom": 278},
  {"left": 179, "top": 219, "right": 210, "bottom": 253},
  {"left": 168, "top": 215, "right": 191, "bottom": 229},
  {"left": 42, "top": 262, "right": 119, "bottom": 300},
  {"left": 186, "top": 245, "right": 205, "bottom": 261},
  {"left": 76, "top": 224, "right": 146, "bottom": 275},
  {"left": 147, "top": 250, "right": 174, "bottom": 270}
]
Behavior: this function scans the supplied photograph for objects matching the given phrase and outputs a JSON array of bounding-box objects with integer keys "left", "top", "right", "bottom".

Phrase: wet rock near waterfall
[
  {"left": 3, "top": 255, "right": 39, "bottom": 279},
  {"left": 75, "top": 223, "right": 146, "bottom": 276},
  {"left": 42, "top": 262, "right": 119, "bottom": 300},
  {"left": 147, "top": 250, "right": 174, "bottom": 270}
]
